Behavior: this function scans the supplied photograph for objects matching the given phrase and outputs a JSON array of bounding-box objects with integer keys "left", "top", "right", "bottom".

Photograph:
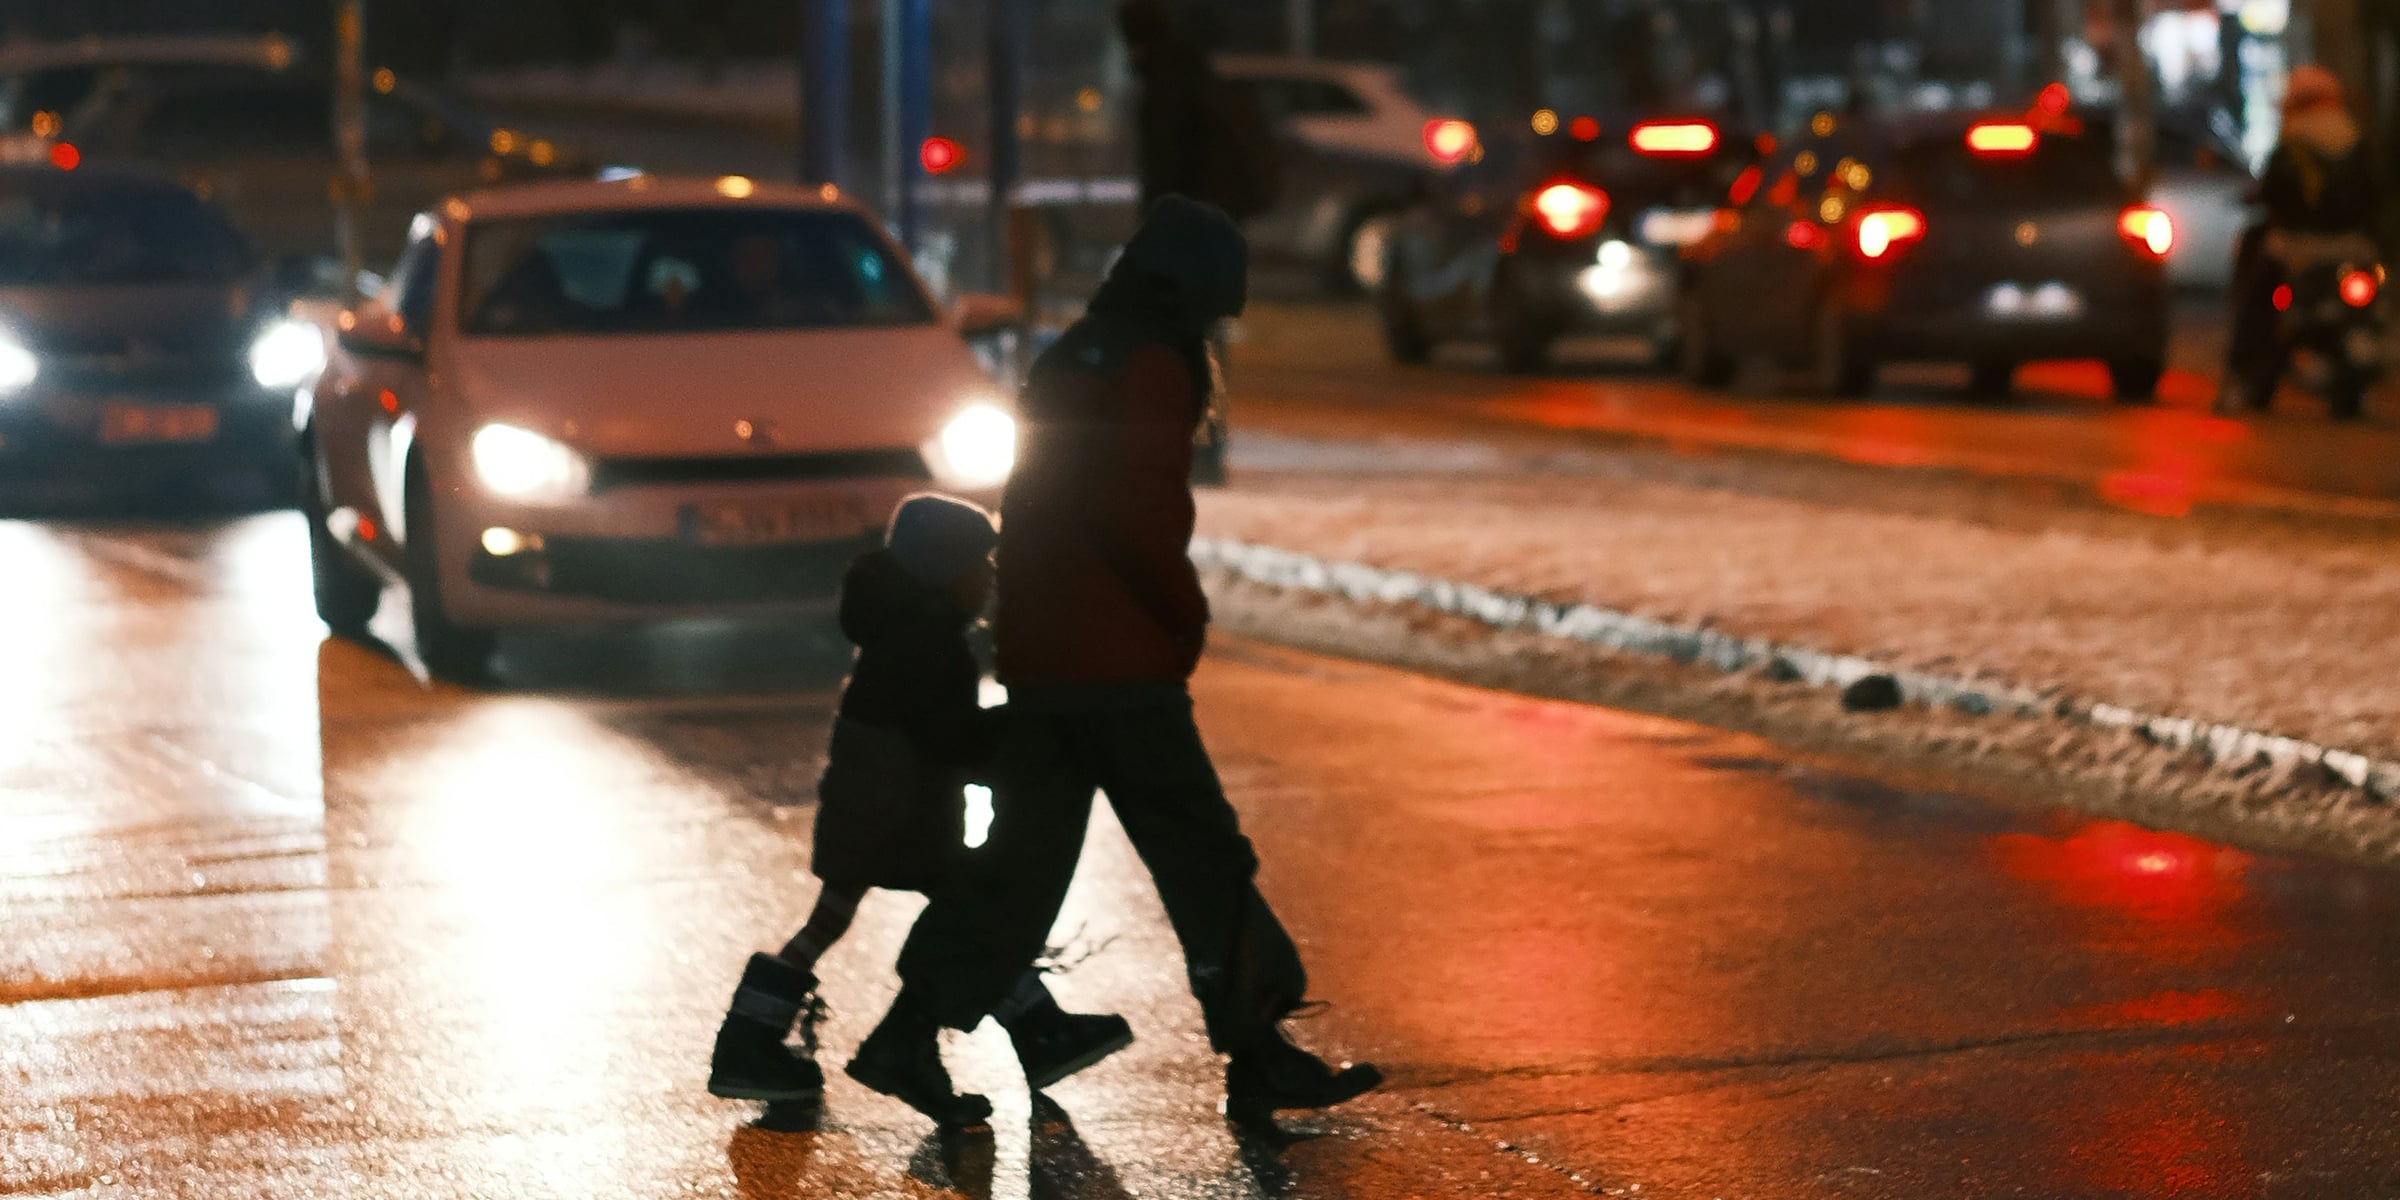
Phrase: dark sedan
[
  {"left": 0, "top": 165, "right": 319, "bottom": 493},
  {"left": 1378, "top": 116, "right": 1761, "bottom": 371},
  {"left": 1679, "top": 106, "right": 2172, "bottom": 400}
]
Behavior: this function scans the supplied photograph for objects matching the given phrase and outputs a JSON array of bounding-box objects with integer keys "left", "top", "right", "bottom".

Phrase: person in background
[
  {"left": 2221, "top": 64, "right": 2382, "bottom": 409},
  {"left": 706, "top": 494, "right": 1130, "bottom": 1128},
  {"left": 855, "top": 198, "right": 1383, "bottom": 1128}
]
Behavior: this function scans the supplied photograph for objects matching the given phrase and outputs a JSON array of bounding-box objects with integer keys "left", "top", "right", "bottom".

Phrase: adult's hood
[{"left": 1099, "top": 196, "right": 1249, "bottom": 334}]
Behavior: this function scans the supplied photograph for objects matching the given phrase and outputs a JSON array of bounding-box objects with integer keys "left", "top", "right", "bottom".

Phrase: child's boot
[
  {"left": 707, "top": 953, "right": 827, "bottom": 1103},
  {"left": 994, "top": 973, "right": 1134, "bottom": 1091},
  {"left": 845, "top": 989, "right": 992, "bottom": 1127}
]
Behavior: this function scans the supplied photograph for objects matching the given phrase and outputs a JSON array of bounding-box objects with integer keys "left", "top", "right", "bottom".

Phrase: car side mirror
[
  {"left": 953, "top": 292, "right": 1026, "bottom": 339},
  {"left": 336, "top": 300, "right": 425, "bottom": 361}
]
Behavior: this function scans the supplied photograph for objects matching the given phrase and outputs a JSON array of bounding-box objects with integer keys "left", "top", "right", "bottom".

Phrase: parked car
[
  {"left": 299, "top": 176, "right": 1021, "bottom": 678},
  {"left": 1680, "top": 107, "right": 2173, "bottom": 400},
  {"left": 3, "top": 34, "right": 583, "bottom": 279},
  {"left": 0, "top": 163, "right": 320, "bottom": 495},
  {"left": 1215, "top": 56, "right": 1457, "bottom": 292},
  {"left": 1379, "top": 115, "right": 1761, "bottom": 370},
  {"left": 2148, "top": 114, "right": 2256, "bottom": 291}
]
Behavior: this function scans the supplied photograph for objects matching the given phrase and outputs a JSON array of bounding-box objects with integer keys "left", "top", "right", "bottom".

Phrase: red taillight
[
  {"left": 2340, "top": 269, "right": 2380, "bottom": 308},
  {"left": 1629, "top": 120, "right": 1719, "bottom": 157},
  {"left": 1727, "top": 165, "right": 1763, "bottom": 207},
  {"left": 918, "top": 136, "right": 962, "bottom": 174},
  {"left": 1967, "top": 121, "right": 2038, "bottom": 157},
  {"left": 1567, "top": 115, "right": 1601, "bottom": 143},
  {"left": 2035, "top": 82, "right": 2072, "bottom": 116},
  {"left": 47, "top": 141, "right": 78, "bottom": 170},
  {"left": 1531, "top": 182, "right": 1608, "bottom": 239},
  {"left": 1785, "top": 221, "right": 1824, "bottom": 250},
  {"left": 2118, "top": 206, "right": 2173, "bottom": 258},
  {"left": 1854, "top": 206, "right": 1926, "bottom": 260},
  {"left": 1423, "top": 118, "right": 1477, "bottom": 164},
  {"left": 2273, "top": 284, "right": 2294, "bottom": 312}
]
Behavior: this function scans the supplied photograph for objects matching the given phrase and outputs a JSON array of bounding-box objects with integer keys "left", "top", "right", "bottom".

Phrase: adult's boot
[
  {"left": 845, "top": 991, "right": 992, "bottom": 1128},
  {"left": 1223, "top": 1022, "right": 1381, "bottom": 1125}
]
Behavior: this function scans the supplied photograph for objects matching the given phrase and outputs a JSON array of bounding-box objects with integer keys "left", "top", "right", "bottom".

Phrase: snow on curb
[{"left": 1189, "top": 536, "right": 2400, "bottom": 804}]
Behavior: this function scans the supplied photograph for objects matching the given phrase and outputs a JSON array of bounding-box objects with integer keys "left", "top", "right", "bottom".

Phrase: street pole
[
  {"left": 2111, "top": 0, "right": 2156, "bottom": 190},
  {"left": 988, "top": 0, "right": 1022, "bottom": 293},
  {"left": 880, "top": 0, "right": 930, "bottom": 251},
  {"left": 332, "top": 0, "right": 368, "bottom": 297},
  {"left": 798, "top": 0, "right": 849, "bottom": 187},
  {"left": 1288, "top": 0, "right": 1316, "bottom": 58}
]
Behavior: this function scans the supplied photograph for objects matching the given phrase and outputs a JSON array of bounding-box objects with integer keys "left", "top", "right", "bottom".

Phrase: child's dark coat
[{"left": 813, "top": 549, "right": 999, "bottom": 893}]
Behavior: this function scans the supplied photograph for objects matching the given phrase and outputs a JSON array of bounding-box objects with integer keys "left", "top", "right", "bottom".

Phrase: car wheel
[
  {"left": 301, "top": 439, "right": 381, "bottom": 639},
  {"left": 1378, "top": 261, "right": 1435, "bottom": 365},
  {"left": 1492, "top": 270, "right": 1554, "bottom": 374},
  {"left": 1810, "top": 301, "right": 1875, "bottom": 398},
  {"left": 1968, "top": 360, "right": 2017, "bottom": 398},
  {"left": 2107, "top": 357, "right": 2163, "bottom": 404},
  {"left": 403, "top": 462, "right": 497, "bottom": 682},
  {"left": 1334, "top": 209, "right": 1401, "bottom": 294},
  {"left": 1678, "top": 289, "right": 1736, "bottom": 387}
]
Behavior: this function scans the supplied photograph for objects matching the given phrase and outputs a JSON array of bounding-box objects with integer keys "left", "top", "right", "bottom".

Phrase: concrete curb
[{"left": 1189, "top": 536, "right": 2400, "bottom": 804}]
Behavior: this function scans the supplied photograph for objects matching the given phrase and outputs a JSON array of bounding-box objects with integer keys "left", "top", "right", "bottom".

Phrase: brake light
[
  {"left": 918, "top": 136, "right": 962, "bottom": 174},
  {"left": 1629, "top": 120, "right": 1719, "bottom": 157},
  {"left": 47, "top": 141, "right": 78, "bottom": 171},
  {"left": 1967, "top": 121, "right": 2039, "bottom": 157},
  {"left": 2273, "top": 285, "right": 2294, "bottom": 312},
  {"left": 2340, "top": 269, "right": 2379, "bottom": 307},
  {"left": 2118, "top": 206, "right": 2173, "bottom": 258},
  {"left": 1423, "top": 118, "right": 1477, "bottom": 165},
  {"left": 1531, "top": 182, "right": 1609, "bottom": 239},
  {"left": 1728, "top": 165, "right": 1763, "bottom": 206},
  {"left": 2035, "top": 82, "right": 2072, "bottom": 116},
  {"left": 1854, "top": 206, "right": 1926, "bottom": 260},
  {"left": 1568, "top": 115, "right": 1601, "bottom": 142}
]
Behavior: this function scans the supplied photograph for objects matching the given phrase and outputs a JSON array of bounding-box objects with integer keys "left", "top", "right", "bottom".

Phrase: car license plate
[
  {"left": 1638, "top": 208, "right": 1718, "bottom": 246},
  {"left": 1984, "top": 282, "right": 2085, "bottom": 319},
  {"left": 682, "top": 497, "right": 869, "bottom": 546},
  {"left": 98, "top": 402, "right": 219, "bottom": 445}
]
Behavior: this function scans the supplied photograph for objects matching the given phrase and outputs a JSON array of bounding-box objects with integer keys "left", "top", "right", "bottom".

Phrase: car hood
[
  {"left": 444, "top": 323, "right": 1000, "bottom": 459},
  {"left": 0, "top": 282, "right": 259, "bottom": 354}
]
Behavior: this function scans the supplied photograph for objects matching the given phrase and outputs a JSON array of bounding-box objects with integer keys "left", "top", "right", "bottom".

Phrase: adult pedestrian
[{"left": 853, "top": 197, "right": 1382, "bottom": 1125}]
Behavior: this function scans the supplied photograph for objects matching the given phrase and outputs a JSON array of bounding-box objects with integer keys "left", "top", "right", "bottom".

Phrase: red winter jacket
[{"left": 995, "top": 335, "right": 1209, "bottom": 687}]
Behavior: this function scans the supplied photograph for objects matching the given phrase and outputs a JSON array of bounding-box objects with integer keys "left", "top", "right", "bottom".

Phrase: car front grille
[
  {"left": 470, "top": 534, "right": 869, "bottom": 604},
  {"left": 587, "top": 447, "right": 930, "bottom": 492}
]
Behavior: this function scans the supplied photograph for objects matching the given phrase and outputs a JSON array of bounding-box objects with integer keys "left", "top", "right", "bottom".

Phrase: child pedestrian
[{"left": 706, "top": 494, "right": 1131, "bottom": 1127}]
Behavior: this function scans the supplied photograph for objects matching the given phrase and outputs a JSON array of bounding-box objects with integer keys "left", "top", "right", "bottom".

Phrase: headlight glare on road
[
  {"left": 248, "top": 319, "right": 327, "bottom": 390},
  {"left": 0, "top": 334, "right": 36, "bottom": 395},
  {"left": 938, "top": 403, "right": 1016, "bottom": 488},
  {"left": 471, "top": 423, "right": 589, "bottom": 500}
]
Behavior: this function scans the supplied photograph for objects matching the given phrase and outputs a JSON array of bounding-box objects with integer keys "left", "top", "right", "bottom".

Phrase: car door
[
  {"left": 1746, "top": 132, "right": 1864, "bottom": 357},
  {"left": 1404, "top": 145, "right": 1514, "bottom": 331},
  {"left": 316, "top": 230, "right": 438, "bottom": 571},
  {"left": 1700, "top": 142, "right": 1803, "bottom": 347}
]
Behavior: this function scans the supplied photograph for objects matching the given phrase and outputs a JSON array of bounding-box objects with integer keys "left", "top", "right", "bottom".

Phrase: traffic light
[{"left": 919, "top": 136, "right": 963, "bottom": 174}]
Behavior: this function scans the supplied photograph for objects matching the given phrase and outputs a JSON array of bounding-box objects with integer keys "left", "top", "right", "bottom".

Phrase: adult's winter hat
[
  {"left": 1117, "top": 195, "right": 1249, "bottom": 321},
  {"left": 885, "top": 493, "right": 998, "bottom": 587}
]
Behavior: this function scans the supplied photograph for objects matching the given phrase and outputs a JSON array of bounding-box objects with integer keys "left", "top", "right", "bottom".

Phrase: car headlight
[
  {"left": 936, "top": 403, "right": 1016, "bottom": 488},
  {"left": 248, "top": 319, "right": 327, "bottom": 390},
  {"left": 471, "top": 423, "right": 590, "bottom": 500},
  {"left": 0, "top": 334, "right": 36, "bottom": 395}
]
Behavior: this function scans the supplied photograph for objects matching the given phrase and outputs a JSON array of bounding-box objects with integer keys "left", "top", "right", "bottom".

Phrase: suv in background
[{"left": 1215, "top": 56, "right": 1455, "bottom": 293}]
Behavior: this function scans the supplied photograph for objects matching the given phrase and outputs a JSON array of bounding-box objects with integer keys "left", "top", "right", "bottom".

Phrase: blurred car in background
[
  {"left": 0, "top": 163, "right": 321, "bottom": 495},
  {"left": 1680, "top": 107, "right": 2172, "bottom": 400},
  {"left": 1215, "top": 56, "right": 1458, "bottom": 292},
  {"left": 1, "top": 33, "right": 584, "bottom": 284},
  {"left": 1378, "top": 115, "right": 1761, "bottom": 371},
  {"left": 300, "top": 176, "right": 1021, "bottom": 678},
  {"left": 2147, "top": 114, "right": 2256, "bottom": 291}
]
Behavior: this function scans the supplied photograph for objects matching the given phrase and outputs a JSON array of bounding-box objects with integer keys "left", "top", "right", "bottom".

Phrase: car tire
[
  {"left": 301, "top": 439, "right": 381, "bottom": 640},
  {"left": 1678, "top": 289, "right": 1736, "bottom": 387},
  {"left": 1810, "top": 301, "right": 1875, "bottom": 398},
  {"left": 1492, "top": 270, "right": 1553, "bottom": 374},
  {"left": 2107, "top": 357, "right": 2163, "bottom": 404},
  {"left": 1968, "top": 360, "right": 2017, "bottom": 398},
  {"left": 1333, "top": 208, "right": 1402, "bottom": 295},
  {"left": 1378, "top": 262, "right": 1435, "bottom": 365},
  {"left": 403, "top": 462, "right": 497, "bottom": 682}
]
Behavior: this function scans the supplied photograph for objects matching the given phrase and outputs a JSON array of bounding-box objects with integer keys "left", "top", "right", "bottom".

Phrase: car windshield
[
  {"left": 1890, "top": 130, "right": 2123, "bottom": 208},
  {"left": 461, "top": 208, "right": 933, "bottom": 337},
  {"left": 0, "top": 180, "right": 252, "bottom": 285}
]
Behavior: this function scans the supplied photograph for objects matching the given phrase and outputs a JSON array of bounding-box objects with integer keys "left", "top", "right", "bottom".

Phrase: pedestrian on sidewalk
[
  {"left": 706, "top": 494, "right": 1131, "bottom": 1127},
  {"left": 854, "top": 197, "right": 1383, "bottom": 1127}
]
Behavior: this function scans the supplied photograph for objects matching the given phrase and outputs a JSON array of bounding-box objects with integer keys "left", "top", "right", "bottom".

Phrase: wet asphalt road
[{"left": 8, "top": 508, "right": 2400, "bottom": 1198}]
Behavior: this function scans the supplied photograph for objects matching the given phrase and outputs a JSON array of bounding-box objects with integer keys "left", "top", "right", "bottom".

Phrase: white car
[{"left": 300, "top": 175, "right": 1018, "bottom": 677}]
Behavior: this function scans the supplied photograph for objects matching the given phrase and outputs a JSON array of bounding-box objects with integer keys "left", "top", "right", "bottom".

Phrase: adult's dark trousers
[{"left": 893, "top": 683, "right": 1306, "bottom": 1051}]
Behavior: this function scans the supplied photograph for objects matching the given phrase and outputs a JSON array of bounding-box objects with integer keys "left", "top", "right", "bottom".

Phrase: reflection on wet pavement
[{"left": 6, "top": 512, "right": 2400, "bottom": 1197}]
